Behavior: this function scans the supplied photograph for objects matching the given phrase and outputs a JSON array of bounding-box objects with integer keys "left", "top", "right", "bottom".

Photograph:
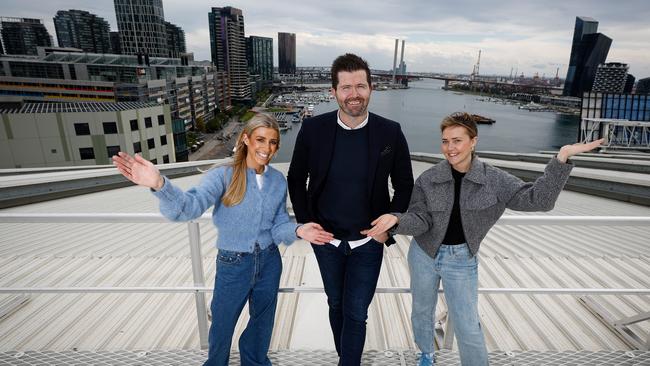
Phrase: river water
[{"left": 274, "top": 79, "right": 580, "bottom": 162}]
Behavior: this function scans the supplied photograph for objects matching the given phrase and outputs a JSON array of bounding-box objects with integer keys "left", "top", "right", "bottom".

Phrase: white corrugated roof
[{"left": 0, "top": 161, "right": 648, "bottom": 353}]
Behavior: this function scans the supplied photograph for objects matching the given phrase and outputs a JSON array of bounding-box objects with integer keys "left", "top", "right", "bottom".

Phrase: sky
[{"left": 3, "top": 0, "right": 649, "bottom": 79}]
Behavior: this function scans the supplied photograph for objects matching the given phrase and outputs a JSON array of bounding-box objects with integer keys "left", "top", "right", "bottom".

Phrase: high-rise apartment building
[
  {"left": 164, "top": 21, "right": 186, "bottom": 58},
  {"left": 246, "top": 36, "right": 273, "bottom": 81},
  {"left": 0, "top": 17, "right": 52, "bottom": 55},
  {"left": 592, "top": 62, "right": 629, "bottom": 93},
  {"left": 114, "top": 0, "right": 168, "bottom": 57},
  {"left": 208, "top": 7, "right": 251, "bottom": 101},
  {"left": 278, "top": 32, "right": 296, "bottom": 75},
  {"left": 563, "top": 16, "right": 611, "bottom": 97},
  {"left": 53, "top": 10, "right": 112, "bottom": 54}
]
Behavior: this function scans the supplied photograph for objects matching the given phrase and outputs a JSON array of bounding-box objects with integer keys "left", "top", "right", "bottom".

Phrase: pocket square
[{"left": 380, "top": 146, "right": 392, "bottom": 156}]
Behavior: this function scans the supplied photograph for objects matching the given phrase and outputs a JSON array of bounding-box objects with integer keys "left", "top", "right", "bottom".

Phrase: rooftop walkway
[{"left": 1, "top": 349, "right": 648, "bottom": 365}]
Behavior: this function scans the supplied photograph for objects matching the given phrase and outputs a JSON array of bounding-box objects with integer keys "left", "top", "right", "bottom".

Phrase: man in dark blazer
[{"left": 288, "top": 53, "right": 414, "bottom": 366}]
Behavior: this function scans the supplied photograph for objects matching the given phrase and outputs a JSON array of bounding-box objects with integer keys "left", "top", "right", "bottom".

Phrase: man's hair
[{"left": 330, "top": 53, "right": 372, "bottom": 89}]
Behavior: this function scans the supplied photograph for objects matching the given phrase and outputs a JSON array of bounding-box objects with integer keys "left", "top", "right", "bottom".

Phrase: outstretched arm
[
  {"left": 113, "top": 151, "right": 224, "bottom": 221},
  {"left": 504, "top": 139, "right": 604, "bottom": 211}
]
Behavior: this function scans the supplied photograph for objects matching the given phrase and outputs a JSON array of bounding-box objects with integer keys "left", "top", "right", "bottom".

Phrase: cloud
[{"left": 1, "top": 0, "right": 648, "bottom": 77}]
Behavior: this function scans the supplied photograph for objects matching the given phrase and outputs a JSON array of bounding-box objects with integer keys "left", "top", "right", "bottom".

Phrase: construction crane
[{"left": 470, "top": 50, "right": 481, "bottom": 80}]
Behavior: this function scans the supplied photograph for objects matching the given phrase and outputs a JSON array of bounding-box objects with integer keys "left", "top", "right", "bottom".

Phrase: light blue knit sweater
[{"left": 152, "top": 165, "right": 298, "bottom": 252}]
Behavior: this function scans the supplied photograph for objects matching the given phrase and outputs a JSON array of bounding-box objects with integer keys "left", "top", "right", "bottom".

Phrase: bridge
[{"left": 371, "top": 72, "right": 563, "bottom": 92}]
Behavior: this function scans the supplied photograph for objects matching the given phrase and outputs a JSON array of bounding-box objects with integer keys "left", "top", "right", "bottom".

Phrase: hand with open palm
[
  {"left": 557, "top": 138, "right": 604, "bottom": 163},
  {"left": 112, "top": 152, "right": 164, "bottom": 190}
]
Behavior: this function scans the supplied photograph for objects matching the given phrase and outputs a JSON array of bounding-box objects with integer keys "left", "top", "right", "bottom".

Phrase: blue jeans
[
  {"left": 203, "top": 244, "right": 282, "bottom": 366},
  {"left": 312, "top": 240, "right": 383, "bottom": 366},
  {"left": 408, "top": 240, "right": 489, "bottom": 366}
]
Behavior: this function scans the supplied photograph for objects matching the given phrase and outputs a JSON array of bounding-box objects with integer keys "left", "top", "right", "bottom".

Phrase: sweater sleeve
[
  {"left": 152, "top": 168, "right": 226, "bottom": 221},
  {"left": 393, "top": 177, "right": 434, "bottom": 236},
  {"left": 499, "top": 157, "right": 573, "bottom": 212},
  {"left": 271, "top": 187, "right": 299, "bottom": 245}
]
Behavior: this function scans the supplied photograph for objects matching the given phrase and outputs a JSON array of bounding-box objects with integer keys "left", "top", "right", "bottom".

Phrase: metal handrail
[
  {"left": 1, "top": 213, "right": 649, "bottom": 350},
  {"left": 2, "top": 213, "right": 650, "bottom": 225},
  {"left": 1, "top": 286, "right": 649, "bottom": 295}
]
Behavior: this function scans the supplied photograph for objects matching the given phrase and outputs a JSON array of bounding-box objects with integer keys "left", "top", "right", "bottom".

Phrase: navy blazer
[{"left": 287, "top": 110, "right": 414, "bottom": 245}]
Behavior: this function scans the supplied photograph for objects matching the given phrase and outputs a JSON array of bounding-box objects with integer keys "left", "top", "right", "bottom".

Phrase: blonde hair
[{"left": 221, "top": 113, "right": 280, "bottom": 207}]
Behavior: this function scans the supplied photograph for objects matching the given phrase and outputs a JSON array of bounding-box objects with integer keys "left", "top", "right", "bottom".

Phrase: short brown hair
[
  {"left": 440, "top": 112, "right": 478, "bottom": 139},
  {"left": 331, "top": 53, "right": 372, "bottom": 89}
]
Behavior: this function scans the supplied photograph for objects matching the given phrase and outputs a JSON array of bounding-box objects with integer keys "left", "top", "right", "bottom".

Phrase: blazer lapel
[
  {"left": 315, "top": 115, "right": 338, "bottom": 190},
  {"left": 367, "top": 114, "right": 380, "bottom": 193}
]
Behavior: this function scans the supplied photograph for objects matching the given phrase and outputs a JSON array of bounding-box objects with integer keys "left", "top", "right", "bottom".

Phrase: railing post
[{"left": 188, "top": 221, "right": 209, "bottom": 350}]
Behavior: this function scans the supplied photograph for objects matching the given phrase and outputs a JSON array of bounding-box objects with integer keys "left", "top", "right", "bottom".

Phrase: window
[
  {"left": 130, "top": 119, "right": 139, "bottom": 131},
  {"left": 150, "top": 159, "right": 157, "bottom": 164},
  {"left": 145, "top": 117, "right": 152, "bottom": 128},
  {"left": 163, "top": 155, "right": 169, "bottom": 164},
  {"left": 79, "top": 147, "right": 95, "bottom": 160},
  {"left": 160, "top": 135, "right": 167, "bottom": 145},
  {"left": 147, "top": 138, "right": 155, "bottom": 149},
  {"left": 74, "top": 123, "right": 90, "bottom": 135},
  {"left": 133, "top": 142, "right": 142, "bottom": 153},
  {"left": 158, "top": 114, "right": 165, "bottom": 125},
  {"left": 103, "top": 122, "right": 118, "bottom": 134},
  {"left": 107, "top": 145, "right": 120, "bottom": 157}
]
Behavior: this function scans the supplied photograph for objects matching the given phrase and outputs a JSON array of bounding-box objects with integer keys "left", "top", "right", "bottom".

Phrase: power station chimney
[
  {"left": 392, "top": 39, "right": 398, "bottom": 84},
  {"left": 399, "top": 40, "right": 405, "bottom": 75}
]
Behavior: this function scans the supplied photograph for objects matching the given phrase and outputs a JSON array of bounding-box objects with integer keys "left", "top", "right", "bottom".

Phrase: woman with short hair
[{"left": 365, "top": 112, "right": 602, "bottom": 366}]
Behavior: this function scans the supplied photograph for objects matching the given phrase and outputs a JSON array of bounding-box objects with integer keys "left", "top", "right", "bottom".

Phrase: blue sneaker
[{"left": 417, "top": 352, "right": 434, "bottom": 366}]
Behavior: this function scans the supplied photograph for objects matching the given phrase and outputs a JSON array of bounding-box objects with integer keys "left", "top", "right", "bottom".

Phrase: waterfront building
[
  {"left": 592, "top": 62, "right": 628, "bottom": 93},
  {"left": 637, "top": 77, "right": 650, "bottom": 94},
  {"left": 164, "top": 21, "right": 186, "bottom": 59},
  {"left": 0, "top": 17, "right": 52, "bottom": 56},
  {"left": 0, "top": 102, "right": 175, "bottom": 168},
  {"left": 208, "top": 7, "right": 251, "bottom": 102},
  {"left": 0, "top": 50, "right": 233, "bottom": 161},
  {"left": 53, "top": 10, "right": 112, "bottom": 54},
  {"left": 278, "top": 32, "right": 296, "bottom": 75},
  {"left": 114, "top": 0, "right": 168, "bottom": 57},
  {"left": 582, "top": 92, "right": 650, "bottom": 121},
  {"left": 246, "top": 36, "right": 273, "bottom": 81},
  {"left": 563, "top": 17, "right": 611, "bottom": 97}
]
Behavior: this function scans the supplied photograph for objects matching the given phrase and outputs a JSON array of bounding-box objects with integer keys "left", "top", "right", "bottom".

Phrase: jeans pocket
[{"left": 217, "top": 249, "right": 242, "bottom": 265}]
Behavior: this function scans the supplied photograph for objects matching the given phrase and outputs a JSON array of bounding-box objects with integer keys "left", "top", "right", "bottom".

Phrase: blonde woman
[{"left": 113, "top": 114, "right": 333, "bottom": 366}]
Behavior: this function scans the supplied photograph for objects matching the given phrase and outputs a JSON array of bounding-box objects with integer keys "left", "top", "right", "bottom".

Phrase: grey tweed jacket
[{"left": 394, "top": 157, "right": 573, "bottom": 258}]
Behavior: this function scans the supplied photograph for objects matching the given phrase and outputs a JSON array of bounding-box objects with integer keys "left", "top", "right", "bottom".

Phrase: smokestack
[
  {"left": 392, "top": 39, "right": 398, "bottom": 84},
  {"left": 399, "top": 40, "right": 405, "bottom": 75}
]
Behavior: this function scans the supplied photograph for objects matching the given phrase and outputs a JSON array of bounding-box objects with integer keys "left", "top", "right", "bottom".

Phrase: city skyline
[{"left": 2, "top": 0, "right": 649, "bottom": 78}]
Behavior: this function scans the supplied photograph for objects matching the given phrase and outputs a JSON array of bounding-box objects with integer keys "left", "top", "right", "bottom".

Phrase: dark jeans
[
  {"left": 311, "top": 240, "right": 383, "bottom": 366},
  {"left": 203, "top": 244, "right": 282, "bottom": 366}
]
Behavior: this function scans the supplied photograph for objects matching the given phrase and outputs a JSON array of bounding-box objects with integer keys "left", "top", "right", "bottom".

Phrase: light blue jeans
[{"left": 408, "top": 239, "right": 489, "bottom": 366}]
